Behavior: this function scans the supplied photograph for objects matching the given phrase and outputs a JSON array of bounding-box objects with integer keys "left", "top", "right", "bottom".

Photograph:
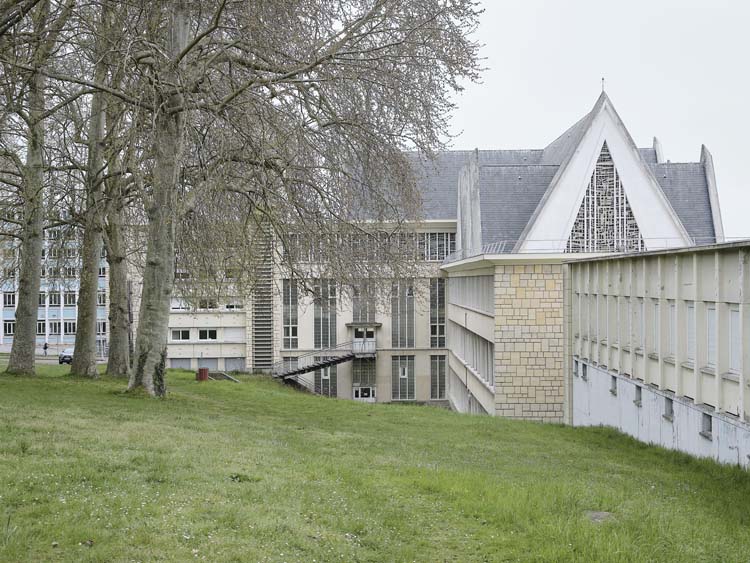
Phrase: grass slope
[{"left": 1, "top": 368, "right": 749, "bottom": 562}]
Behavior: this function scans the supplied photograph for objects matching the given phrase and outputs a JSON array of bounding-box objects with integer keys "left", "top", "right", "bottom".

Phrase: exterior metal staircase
[{"left": 271, "top": 340, "right": 376, "bottom": 394}]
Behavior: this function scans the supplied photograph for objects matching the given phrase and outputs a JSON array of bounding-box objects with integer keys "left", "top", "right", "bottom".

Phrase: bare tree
[
  {"left": 2, "top": 0, "right": 481, "bottom": 393},
  {"left": 1, "top": 0, "right": 74, "bottom": 375}
]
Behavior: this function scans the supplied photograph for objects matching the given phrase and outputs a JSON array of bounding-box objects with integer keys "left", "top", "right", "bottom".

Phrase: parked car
[{"left": 59, "top": 348, "right": 74, "bottom": 365}]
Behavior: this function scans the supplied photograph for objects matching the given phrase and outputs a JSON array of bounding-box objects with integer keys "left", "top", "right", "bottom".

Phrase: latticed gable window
[{"left": 566, "top": 142, "right": 645, "bottom": 253}]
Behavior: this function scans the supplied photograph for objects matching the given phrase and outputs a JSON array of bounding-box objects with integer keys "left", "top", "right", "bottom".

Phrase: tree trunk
[
  {"left": 70, "top": 225, "right": 102, "bottom": 377},
  {"left": 7, "top": 60, "right": 44, "bottom": 375},
  {"left": 105, "top": 207, "right": 130, "bottom": 377},
  {"left": 128, "top": 2, "right": 187, "bottom": 396},
  {"left": 71, "top": 34, "right": 107, "bottom": 377}
]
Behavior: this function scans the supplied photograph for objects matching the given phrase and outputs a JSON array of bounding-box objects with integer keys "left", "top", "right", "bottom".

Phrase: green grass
[{"left": 1, "top": 368, "right": 750, "bottom": 562}]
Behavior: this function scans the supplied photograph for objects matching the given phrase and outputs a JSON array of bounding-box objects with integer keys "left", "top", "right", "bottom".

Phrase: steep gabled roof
[{"left": 410, "top": 94, "right": 722, "bottom": 252}]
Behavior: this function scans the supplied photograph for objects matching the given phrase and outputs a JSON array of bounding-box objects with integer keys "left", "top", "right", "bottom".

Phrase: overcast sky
[{"left": 449, "top": 0, "right": 749, "bottom": 239}]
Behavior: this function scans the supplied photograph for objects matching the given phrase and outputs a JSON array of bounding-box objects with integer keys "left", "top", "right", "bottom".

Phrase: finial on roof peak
[{"left": 601, "top": 77, "right": 605, "bottom": 92}]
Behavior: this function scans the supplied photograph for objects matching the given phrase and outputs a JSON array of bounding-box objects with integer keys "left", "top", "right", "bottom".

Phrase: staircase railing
[{"left": 271, "top": 341, "right": 355, "bottom": 378}]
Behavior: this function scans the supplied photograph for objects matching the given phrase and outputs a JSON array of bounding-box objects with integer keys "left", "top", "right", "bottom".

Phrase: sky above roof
[{"left": 449, "top": 0, "right": 749, "bottom": 239}]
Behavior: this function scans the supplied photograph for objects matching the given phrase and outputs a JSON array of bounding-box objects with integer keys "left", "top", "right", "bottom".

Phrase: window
[
  {"left": 610, "top": 375, "right": 617, "bottom": 396},
  {"left": 64, "top": 321, "right": 76, "bottom": 335},
  {"left": 430, "top": 278, "right": 446, "bottom": 348},
  {"left": 49, "top": 293, "right": 61, "bottom": 307},
  {"left": 700, "top": 413, "right": 713, "bottom": 440},
  {"left": 391, "top": 355, "right": 415, "bottom": 400},
  {"left": 199, "top": 329, "right": 217, "bottom": 340},
  {"left": 36, "top": 320, "right": 45, "bottom": 335},
  {"left": 573, "top": 359, "right": 579, "bottom": 377},
  {"left": 652, "top": 300, "right": 660, "bottom": 354},
  {"left": 391, "top": 280, "right": 414, "bottom": 348},
  {"left": 38, "top": 293, "right": 46, "bottom": 306},
  {"left": 664, "top": 397, "right": 674, "bottom": 421},
  {"left": 566, "top": 142, "right": 644, "bottom": 253},
  {"left": 352, "top": 358, "right": 376, "bottom": 387},
  {"left": 352, "top": 282, "right": 376, "bottom": 324},
  {"left": 634, "top": 385, "right": 642, "bottom": 406},
  {"left": 47, "top": 229, "right": 59, "bottom": 240},
  {"left": 430, "top": 355, "right": 446, "bottom": 399},
  {"left": 100, "top": 247, "right": 107, "bottom": 258},
  {"left": 65, "top": 247, "right": 77, "bottom": 259},
  {"left": 3, "top": 268, "right": 15, "bottom": 279},
  {"left": 225, "top": 300, "right": 243, "bottom": 310},
  {"left": 49, "top": 321, "right": 60, "bottom": 335},
  {"left": 97, "top": 291, "right": 106, "bottom": 306},
  {"left": 49, "top": 247, "right": 60, "bottom": 258},
  {"left": 98, "top": 266, "right": 106, "bottom": 277},
  {"left": 313, "top": 279, "right": 336, "bottom": 349},
  {"left": 638, "top": 298, "right": 645, "bottom": 350},
  {"left": 314, "top": 361, "right": 337, "bottom": 397},
  {"left": 170, "top": 298, "right": 190, "bottom": 310},
  {"left": 64, "top": 267, "right": 77, "bottom": 278},
  {"left": 730, "top": 307, "right": 741, "bottom": 373},
  {"left": 3, "top": 292, "right": 15, "bottom": 307},
  {"left": 667, "top": 301, "right": 676, "bottom": 357},
  {"left": 282, "top": 279, "right": 298, "bottom": 349},
  {"left": 706, "top": 304, "right": 716, "bottom": 367},
  {"left": 686, "top": 302, "right": 695, "bottom": 362},
  {"left": 420, "top": 232, "right": 456, "bottom": 261},
  {"left": 198, "top": 299, "right": 217, "bottom": 309},
  {"left": 581, "top": 363, "right": 588, "bottom": 381},
  {"left": 96, "top": 321, "right": 107, "bottom": 335},
  {"left": 3, "top": 320, "right": 14, "bottom": 335},
  {"left": 172, "top": 329, "right": 190, "bottom": 341},
  {"left": 64, "top": 292, "right": 76, "bottom": 306}
]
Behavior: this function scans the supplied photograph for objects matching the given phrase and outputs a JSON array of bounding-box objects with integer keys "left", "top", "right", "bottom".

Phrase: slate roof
[
  {"left": 649, "top": 162, "right": 715, "bottom": 244},
  {"left": 412, "top": 124, "right": 717, "bottom": 249}
]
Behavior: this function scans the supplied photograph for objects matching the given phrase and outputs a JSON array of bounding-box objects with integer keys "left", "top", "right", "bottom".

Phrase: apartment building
[
  {"left": 164, "top": 92, "right": 724, "bottom": 416},
  {"left": 0, "top": 230, "right": 110, "bottom": 357}
]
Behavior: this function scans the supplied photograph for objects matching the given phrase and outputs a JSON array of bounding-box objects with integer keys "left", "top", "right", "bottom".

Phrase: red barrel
[{"left": 197, "top": 368, "right": 209, "bottom": 381}]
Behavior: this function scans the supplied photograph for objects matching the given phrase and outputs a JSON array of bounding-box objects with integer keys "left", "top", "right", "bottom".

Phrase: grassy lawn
[{"left": 1, "top": 369, "right": 749, "bottom": 562}]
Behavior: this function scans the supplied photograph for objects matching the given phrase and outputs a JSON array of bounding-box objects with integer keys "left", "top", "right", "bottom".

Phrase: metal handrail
[{"left": 271, "top": 340, "right": 355, "bottom": 377}]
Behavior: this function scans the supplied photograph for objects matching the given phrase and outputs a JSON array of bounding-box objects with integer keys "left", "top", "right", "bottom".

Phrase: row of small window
[
  {"left": 1, "top": 246, "right": 106, "bottom": 259},
  {"left": 2, "top": 266, "right": 107, "bottom": 279},
  {"left": 2, "top": 291, "right": 107, "bottom": 308},
  {"left": 575, "top": 361, "right": 716, "bottom": 441},
  {"left": 581, "top": 298, "right": 742, "bottom": 373},
  {"left": 171, "top": 329, "right": 218, "bottom": 341},
  {"left": 283, "top": 232, "right": 457, "bottom": 263},
  {"left": 2, "top": 320, "right": 107, "bottom": 336},
  {"left": 170, "top": 298, "right": 243, "bottom": 311}
]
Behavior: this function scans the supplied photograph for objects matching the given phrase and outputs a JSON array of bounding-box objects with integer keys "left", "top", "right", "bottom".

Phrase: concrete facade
[{"left": 566, "top": 242, "right": 750, "bottom": 467}]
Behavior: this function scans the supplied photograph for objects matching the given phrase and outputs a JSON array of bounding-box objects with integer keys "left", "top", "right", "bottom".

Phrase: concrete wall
[
  {"left": 574, "top": 361, "right": 750, "bottom": 468},
  {"left": 567, "top": 242, "right": 750, "bottom": 467}
]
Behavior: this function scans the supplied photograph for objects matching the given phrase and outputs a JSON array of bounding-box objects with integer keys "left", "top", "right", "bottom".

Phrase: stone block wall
[{"left": 494, "top": 263, "right": 564, "bottom": 422}]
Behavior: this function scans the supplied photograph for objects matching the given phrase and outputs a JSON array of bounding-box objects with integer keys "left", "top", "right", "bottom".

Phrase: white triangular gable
[{"left": 517, "top": 96, "right": 691, "bottom": 253}]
